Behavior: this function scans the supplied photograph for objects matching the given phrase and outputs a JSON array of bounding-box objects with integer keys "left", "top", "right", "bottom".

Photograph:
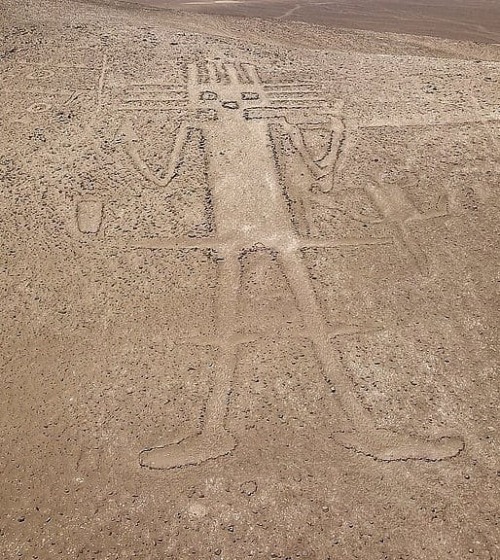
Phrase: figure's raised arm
[
  {"left": 281, "top": 115, "right": 346, "bottom": 182},
  {"left": 118, "top": 120, "right": 192, "bottom": 190}
]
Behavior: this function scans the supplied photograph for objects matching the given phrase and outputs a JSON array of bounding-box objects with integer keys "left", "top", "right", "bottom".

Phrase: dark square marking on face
[
  {"left": 242, "top": 92, "right": 260, "bottom": 100},
  {"left": 200, "top": 91, "right": 218, "bottom": 100}
]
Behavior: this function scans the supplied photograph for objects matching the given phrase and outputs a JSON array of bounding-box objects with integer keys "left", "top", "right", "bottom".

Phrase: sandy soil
[
  {"left": 1, "top": 0, "right": 499, "bottom": 558},
  {"left": 132, "top": 0, "right": 500, "bottom": 43}
]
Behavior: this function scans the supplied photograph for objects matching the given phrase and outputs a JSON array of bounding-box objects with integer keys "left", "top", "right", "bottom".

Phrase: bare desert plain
[
  {"left": 1, "top": 0, "right": 500, "bottom": 558},
  {"left": 135, "top": 0, "right": 500, "bottom": 43}
]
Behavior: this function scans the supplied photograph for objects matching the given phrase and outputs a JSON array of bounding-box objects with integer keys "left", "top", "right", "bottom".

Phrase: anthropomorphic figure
[{"left": 119, "top": 61, "right": 463, "bottom": 468}]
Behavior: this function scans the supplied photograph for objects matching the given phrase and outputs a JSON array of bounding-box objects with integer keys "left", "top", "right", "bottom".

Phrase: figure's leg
[
  {"left": 279, "top": 247, "right": 464, "bottom": 461},
  {"left": 286, "top": 180, "right": 310, "bottom": 237},
  {"left": 140, "top": 252, "right": 239, "bottom": 469}
]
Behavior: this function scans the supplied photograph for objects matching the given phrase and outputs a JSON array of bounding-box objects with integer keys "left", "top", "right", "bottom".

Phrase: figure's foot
[
  {"left": 139, "top": 429, "right": 236, "bottom": 470},
  {"left": 333, "top": 429, "right": 464, "bottom": 461}
]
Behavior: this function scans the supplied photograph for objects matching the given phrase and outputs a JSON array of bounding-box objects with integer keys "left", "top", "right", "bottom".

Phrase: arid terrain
[
  {"left": 132, "top": 0, "right": 500, "bottom": 43},
  {"left": 1, "top": 0, "right": 499, "bottom": 558}
]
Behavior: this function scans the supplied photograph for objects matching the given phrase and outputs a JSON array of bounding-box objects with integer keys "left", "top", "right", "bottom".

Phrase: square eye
[
  {"left": 241, "top": 92, "right": 260, "bottom": 101},
  {"left": 200, "top": 91, "right": 218, "bottom": 101}
]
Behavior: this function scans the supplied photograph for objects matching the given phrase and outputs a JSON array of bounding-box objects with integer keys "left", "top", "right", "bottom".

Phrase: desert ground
[
  {"left": 1, "top": 0, "right": 499, "bottom": 558},
  {"left": 134, "top": 0, "right": 500, "bottom": 43}
]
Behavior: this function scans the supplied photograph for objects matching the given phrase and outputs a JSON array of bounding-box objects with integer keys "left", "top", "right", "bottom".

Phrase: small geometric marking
[
  {"left": 26, "top": 69, "right": 56, "bottom": 81},
  {"left": 241, "top": 92, "right": 260, "bottom": 100},
  {"left": 77, "top": 199, "right": 103, "bottom": 234},
  {"left": 27, "top": 102, "right": 53, "bottom": 114},
  {"left": 200, "top": 91, "right": 218, "bottom": 100},
  {"left": 222, "top": 101, "right": 239, "bottom": 110}
]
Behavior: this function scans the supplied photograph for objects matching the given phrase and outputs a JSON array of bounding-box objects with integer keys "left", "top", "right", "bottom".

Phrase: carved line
[
  {"left": 123, "top": 89, "right": 187, "bottom": 100},
  {"left": 82, "top": 235, "right": 391, "bottom": 251},
  {"left": 120, "top": 122, "right": 197, "bottom": 188},
  {"left": 16, "top": 62, "right": 96, "bottom": 70},
  {"left": 117, "top": 106, "right": 186, "bottom": 112},
  {"left": 269, "top": 100, "right": 330, "bottom": 107},
  {"left": 96, "top": 54, "right": 107, "bottom": 112},
  {"left": 263, "top": 82, "right": 315, "bottom": 89},
  {"left": 128, "top": 82, "right": 186, "bottom": 89},
  {"left": 267, "top": 91, "right": 319, "bottom": 97},
  {"left": 4, "top": 88, "right": 91, "bottom": 95},
  {"left": 121, "top": 98, "right": 188, "bottom": 103},
  {"left": 353, "top": 113, "right": 500, "bottom": 129},
  {"left": 244, "top": 107, "right": 332, "bottom": 120}
]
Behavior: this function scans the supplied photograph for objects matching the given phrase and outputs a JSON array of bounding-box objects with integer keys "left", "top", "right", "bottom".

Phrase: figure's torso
[{"left": 204, "top": 115, "right": 296, "bottom": 246}]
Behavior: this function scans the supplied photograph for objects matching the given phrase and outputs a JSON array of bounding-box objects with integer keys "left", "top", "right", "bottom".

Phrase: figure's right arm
[{"left": 121, "top": 121, "right": 191, "bottom": 190}]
